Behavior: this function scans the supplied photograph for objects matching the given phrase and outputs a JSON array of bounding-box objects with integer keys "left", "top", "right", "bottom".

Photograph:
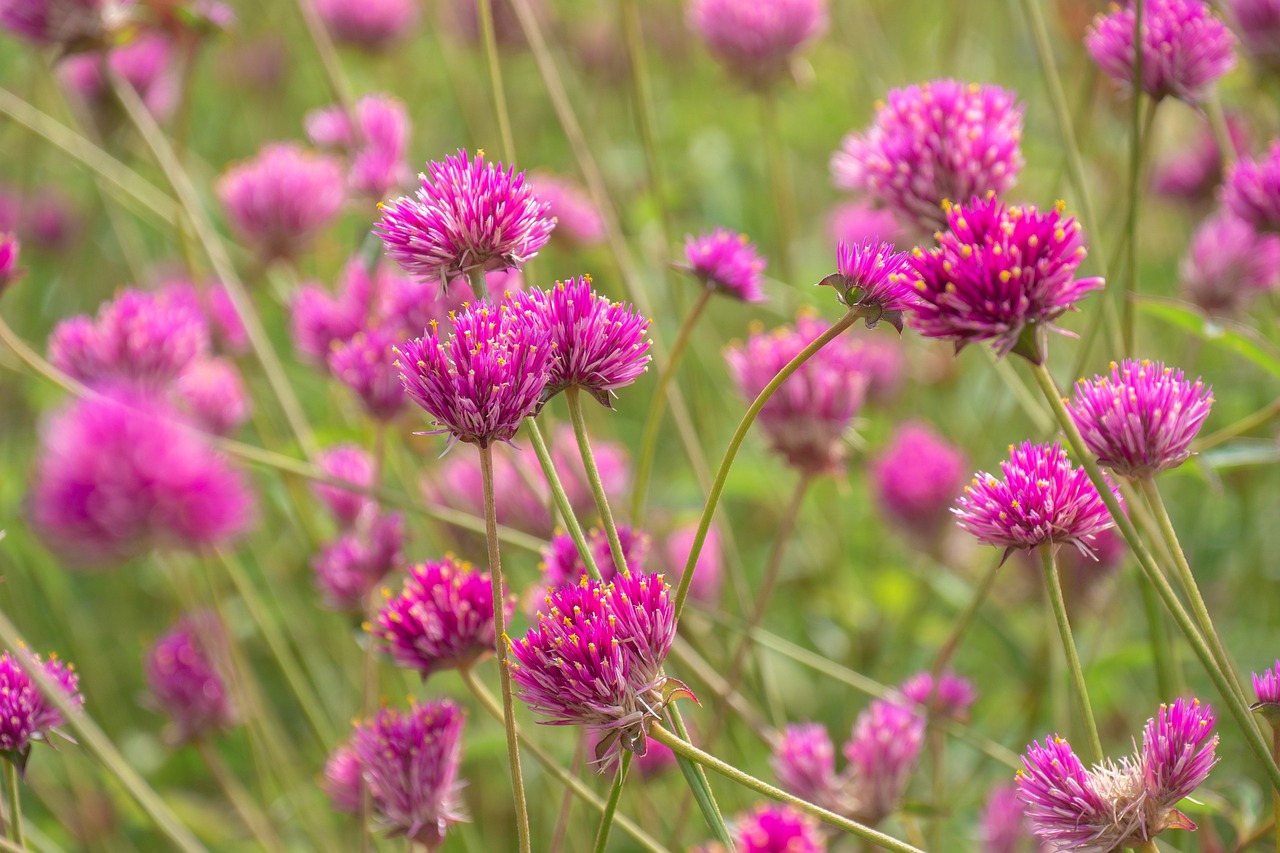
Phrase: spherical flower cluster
[
  {"left": 30, "top": 387, "right": 255, "bottom": 563},
  {"left": 1153, "top": 116, "right": 1250, "bottom": 204},
  {"left": 144, "top": 613, "right": 237, "bottom": 744},
  {"left": 312, "top": 444, "right": 375, "bottom": 528},
  {"left": 349, "top": 701, "right": 467, "bottom": 847},
  {"left": 686, "top": 0, "right": 828, "bottom": 89},
  {"left": 315, "top": 0, "right": 418, "bottom": 50},
  {"left": 731, "top": 804, "right": 826, "bottom": 853},
  {"left": 1226, "top": 0, "right": 1280, "bottom": 71},
  {"left": 59, "top": 32, "right": 178, "bottom": 123},
  {"left": 539, "top": 526, "right": 649, "bottom": 590},
  {"left": 323, "top": 743, "right": 363, "bottom": 813},
  {"left": 0, "top": 0, "right": 120, "bottom": 47},
  {"left": 396, "top": 300, "right": 553, "bottom": 448},
  {"left": 377, "top": 149, "right": 554, "bottom": 290},
  {"left": 724, "top": 314, "right": 868, "bottom": 474},
  {"left": 683, "top": 229, "right": 768, "bottom": 303},
  {"left": 328, "top": 326, "right": 407, "bottom": 421},
  {"left": 980, "top": 784, "right": 1041, "bottom": 853},
  {"left": 0, "top": 648, "right": 82, "bottom": 759},
  {"left": 173, "top": 358, "right": 251, "bottom": 436},
  {"left": 818, "top": 239, "right": 913, "bottom": 330},
  {"left": 771, "top": 723, "right": 839, "bottom": 808},
  {"left": 509, "top": 572, "right": 689, "bottom": 770},
  {"left": 311, "top": 511, "right": 404, "bottom": 611},
  {"left": 290, "top": 263, "right": 374, "bottom": 365},
  {"left": 898, "top": 669, "right": 977, "bottom": 721},
  {"left": 954, "top": 442, "right": 1118, "bottom": 558},
  {"left": 1067, "top": 359, "right": 1213, "bottom": 478},
  {"left": 217, "top": 143, "right": 345, "bottom": 262},
  {"left": 0, "top": 231, "right": 19, "bottom": 295},
  {"left": 371, "top": 556, "right": 512, "bottom": 680},
  {"left": 907, "top": 195, "right": 1104, "bottom": 360},
  {"left": 832, "top": 81, "right": 1024, "bottom": 232},
  {"left": 1253, "top": 660, "right": 1280, "bottom": 725},
  {"left": 529, "top": 173, "right": 605, "bottom": 247},
  {"left": 1179, "top": 212, "right": 1280, "bottom": 316},
  {"left": 1224, "top": 141, "right": 1280, "bottom": 233},
  {"left": 158, "top": 280, "right": 248, "bottom": 356},
  {"left": 870, "top": 421, "right": 968, "bottom": 541},
  {"left": 306, "top": 94, "right": 411, "bottom": 200},
  {"left": 1085, "top": 0, "right": 1236, "bottom": 104},
  {"left": 1017, "top": 698, "right": 1218, "bottom": 852}
]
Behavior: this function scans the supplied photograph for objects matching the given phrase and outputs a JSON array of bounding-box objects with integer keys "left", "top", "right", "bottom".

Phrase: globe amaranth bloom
[
  {"left": 0, "top": 0, "right": 123, "bottom": 47},
  {"left": 1225, "top": 141, "right": 1280, "bottom": 233},
  {"left": 686, "top": 0, "right": 828, "bottom": 89},
  {"left": 329, "top": 326, "right": 407, "bottom": 421},
  {"left": 1180, "top": 211, "right": 1280, "bottom": 316},
  {"left": 954, "top": 441, "right": 1118, "bottom": 560},
  {"left": 898, "top": 669, "right": 977, "bottom": 722},
  {"left": 730, "top": 804, "right": 826, "bottom": 853},
  {"left": 682, "top": 228, "right": 768, "bottom": 303},
  {"left": 217, "top": 142, "right": 345, "bottom": 262},
  {"left": 324, "top": 743, "right": 363, "bottom": 813},
  {"left": 312, "top": 511, "right": 404, "bottom": 611},
  {"left": 0, "top": 231, "right": 19, "bottom": 296},
  {"left": 377, "top": 149, "right": 554, "bottom": 291},
  {"left": 870, "top": 420, "right": 968, "bottom": 542},
  {"left": 1086, "top": 0, "right": 1236, "bottom": 104},
  {"left": 173, "top": 358, "right": 251, "bottom": 436},
  {"left": 818, "top": 239, "right": 914, "bottom": 331},
  {"left": 144, "top": 613, "right": 237, "bottom": 745},
  {"left": 832, "top": 80, "right": 1024, "bottom": 233},
  {"left": 529, "top": 173, "right": 605, "bottom": 247},
  {"left": 1153, "top": 116, "right": 1250, "bottom": 204},
  {"left": 306, "top": 94, "right": 411, "bottom": 200},
  {"left": 907, "top": 195, "right": 1104, "bottom": 360},
  {"left": 1067, "top": 359, "right": 1213, "bottom": 478},
  {"left": 724, "top": 314, "right": 868, "bottom": 475},
  {"left": 1252, "top": 660, "right": 1280, "bottom": 725},
  {"left": 510, "top": 276, "right": 652, "bottom": 407},
  {"left": 1226, "top": 0, "right": 1280, "bottom": 71},
  {"left": 350, "top": 700, "right": 467, "bottom": 847},
  {"left": 315, "top": 0, "right": 417, "bottom": 50},
  {"left": 59, "top": 32, "right": 178, "bottom": 124},
  {"left": 771, "top": 723, "right": 839, "bottom": 808},
  {"left": 371, "top": 556, "right": 512, "bottom": 680},
  {"left": 0, "top": 647, "right": 82, "bottom": 766},
  {"left": 1017, "top": 698, "right": 1218, "bottom": 852},
  {"left": 532, "top": 526, "right": 649, "bottom": 604},
  {"left": 312, "top": 444, "right": 375, "bottom": 528},
  {"left": 158, "top": 280, "right": 248, "bottom": 356},
  {"left": 509, "top": 571, "right": 693, "bottom": 770},
  {"left": 290, "top": 261, "right": 375, "bottom": 365},
  {"left": 980, "top": 784, "right": 1046, "bottom": 853},
  {"left": 398, "top": 299, "right": 552, "bottom": 447}
]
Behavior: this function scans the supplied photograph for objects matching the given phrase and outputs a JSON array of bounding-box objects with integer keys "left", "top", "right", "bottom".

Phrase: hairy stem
[{"left": 1041, "top": 547, "right": 1104, "bottom": 763}]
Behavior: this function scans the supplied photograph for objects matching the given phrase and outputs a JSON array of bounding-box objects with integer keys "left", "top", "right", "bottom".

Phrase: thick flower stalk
[
  {"left": 686, "top": 0, "right": 828, "bottom": 89},
  {"left": 144, "top": 613, "right": 238, "bottom": 745},
  {"left": 682, "top": 228, "right": 768, "bottom": 303},
  {"left": 818, "top": 239, "right": 914, "bottom": 331}
]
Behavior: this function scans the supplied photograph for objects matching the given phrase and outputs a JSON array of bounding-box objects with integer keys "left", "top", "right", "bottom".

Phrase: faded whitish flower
[
  {"left": 312, "top": 444, "right": 375, "bottom": 529},
  {"left": 315, "top": 0, "right": 417, "bottom": 50},
  {"left": 1224, "top": 141, "right": 1280, "bottom": 233},
  {"left": 144, "top": 613, "right": 237, "bottom": 744},
  {"left": 870, "top": 420, "right": 968, "bottom": 542},
  {"left": 306, "top": 95, "right": 411, "bottom": 200},
  {"left": 686, "top": 0, "right": 828, "bottom": 89},
  {"left": 818, "top": 239, "right": 913, "bottom": 331},
  {"left": 0, "top": 647, "right": 81, "bottom": 765},
  {"left": 312, "top": 511, "right": 404, "bottom": 611},
  {"left": 529, "top": 173, "right": 605, "bottom": 247},
  {"left": 1179, "top": 211, "right": 1280, "bottom": 316},
  {"left": 682, "top": 228, "right": 768, "bottom": 303}
]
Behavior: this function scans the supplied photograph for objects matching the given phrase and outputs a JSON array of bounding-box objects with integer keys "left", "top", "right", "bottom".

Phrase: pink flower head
[
  {"left": 172, "top": 358, "right": 251, "bottom": 436},
  {"left": 23, "top": 186, "right": 79, "bottom": 250},
  {"left": 328, "top": 326, "right": 407, "bottom": 421},
  {"left": 828, "top": 200, "right": 906, "bottom": 249},
  {"left": 396, "top": 299, "right": 553, "bottom": 448},
  {"left": 1086, "top": 0, "right": 1236, "bottom": 104},
  {"left": 832, "top": 81, "right": 1024, "bottom": 232},
  {"left": 683, "top": 228, "right": 768, "bottom": 303},
  {"left": 980, "top": 784, "right": 1044, "bottom": 853},
  {"left": 510, "top": 276, "right": 652, "bottom": 407},
  {"left": 0, "top": 0, "right": 118, "bottom": 47},
  {"left": 311, "top": 511, "right": 404, "bottom": 611},
  {"left": 1253, "top": 661, "right": 1280, "bottom": 725},
  {"left": 771, "top": 723, "right": 838, "bottom": 808},
  {"left": 204, "top": 284, "right": 248, "bottom": 354},
  {"left": 217, "top": 143, "right": 345, "bottom": 262},
  {"left": 30, "top": 387, "right": 255, "bottom": 563},
  {"left": 377, "top": 149, "right": 554, "bottom": 291},
  {"left": 686, "top": 0, "right": 828, "bottom": 89},
  {"left": 0, "top": 231, "right": 20, "bottom": 295},
  {"left": 842, "top": 699, "right": 926, "bottom": 825},
  {"left": 1180, "top": 211, "right": 1280, "bottom": 316},
  {"left": 442, "top": 0, "right": 547, "bottom": 47},
  {"left": 731, "top": 804, "right": 826, "bottom": 852},
  {"left": 529, "top": 173, "right": 605, "bottom": 247},
  {"left": 897, "top": 670, "right": 977, "bottom": 721},
  {"left": 374, "top": 263, "right": 466, "bottom": 338},
  {"left": 664, "top": 521, "right": 723, "bottom": 606},
  {"left": 306, "top": 95, "right": 411, "bottom": 200},
  {"left": 1226, "top": 0, "right": 1280, "bottom": 70},
  {"left": 1017, "top": 699, "right": 1217, "bottom": 851},
  {"left": 724, "top": 314, "right": 868, "bottom": 474},
  {"left": 323, "top": 743, "right": 362, "bottom": 813},
  {"left": 907, "top": 195, "right": 1104, "bottom": 360},
  {"left": 372, "top": 556, "right": 512, "bottom": 679},
  {"left": 954, "top": 441, "right": 1118, "bottom": 558},
  {"left": 1153, "top": 116, "right": 1250, "bottom": 203},
  {"left": 871, "top": 421, "right": 968, "bottom": 541},
  {"left": 350, "top": 700, "right": 467, "bottom": 847},
  {"left": 144, "top": 613, "right": 237, "bottom": 744},
  {"left": 509, "top": 572, "right": 690, "bottom": 770},
  {"left": 0, "top": 647, "right": 81, "bottom": 762},
  {"left": 59, "top": 32, "right": 178, "bottom": 122},
  {"left": 315, "top": 0, "right": 417, "bottom": 50},
  {"left": 818, "top": 239, "right": 913, "bottom": 331},
  {"left": 1068, "top": 359, "right": 1214, "bottom": 478},
  {"left": 1225, "top": 140, "right": 1280, "bottom": 233},
  {"left": 312, "top": 444, "right": 375, "bottom": 528},
  {"left": 290, "top": 264, "right": 375, "bottom": 365},
  {"left": 539, "top": 526, "right": 649, "bottom": 591}
]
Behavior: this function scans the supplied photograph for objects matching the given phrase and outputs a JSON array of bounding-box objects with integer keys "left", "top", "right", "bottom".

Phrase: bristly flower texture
[
  {"left": 0, "top": 647, "right": 81, "bottom": 764},
  {"left": 316, "top": 0, "right": 418, "bottom": 50},
  {"left": 312, "top": 444, "right": 375, "bottom": 529},
  {"left": 1252, "top": 660, "right": 1280, "bottom": 725},
  {"left": 510, "top": 276, "right": 652, "bottom": 407},
  {"left": 376, "top": 149, "right": 554, "bottom": 290},
  {"left": 954, "top": 441, "right": 1118, "bottom": 559},
  {"left": 870, "top": 420, "right": 969, "bottom": 542},
  {"left": 350, "top": 700, "right": 467, "bottom": 847},
  {"left": 396, "top": 299, "right": 552, "bottom": 448},
  {"left": 1225, "top": 0, "right": 1280, "bottom": 71},
  {"left": 509, "top": 572, "right": 690, "bottom": 770},
  {"left": 898, "top": 669, "right": 977, "bottom": 722},
  {"left": 371, "top": 556, "right": 513, "bottom": 680},
  {"left": 1068, "top": 359, "right": 1214, "bottom": 478},
  {"left": 1180, "top": 211, "right": 1280, "bottom": 316},
  {"left": 686, "top": 0, "right": 828, "bottom": 90},
  {"left": 217, "top": 142, "right": 345, "bottom": 262},
  {"left": 328, "top": 326, "right": 407, "bottom": 421},
  {"left": 1017, "top": 698, "right": 1218, "bottom": 852},
  {"left": 907, "top": 195, "right": 1104, "bottom": 361},
  {"left": 1085, "top": 0, "right": 1236, "bottom": 105},
  {"left": 818, "top": 239, "right": 914, "bottom": 331},
  {"left": 832, "top": 80, "right": 1024, "bottom": 232},
  {"left": 1224, "top": 141, "right": 1280, "bottom": 234},
  {"left": 144, "top": 613, "right": 238, "bottom": 745},
  {"left": 306, "top": 94, "right": 411, "bottom": 200},
  {"left": 724, "top": 314, "right": 868, "bottom": 475},
  {"left": 683, "top": 228, "right": 768, "bottom": 303},
  {"left": 312, "top": 511, "right": 404, "bottom": 611}
]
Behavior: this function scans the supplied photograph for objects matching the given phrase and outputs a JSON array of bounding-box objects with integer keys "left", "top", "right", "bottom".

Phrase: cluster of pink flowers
[
  {"left": 144, "top": 613, "right": 238, "bottom": 745},
  {"left": 315, "top": 0, "right": 418, "bottom": 50},
  {"left": 0, "top": 647, "right": 82, "bottom": 764},
  {"left": 686, "top": 0, "right": 827, "bottom": 89},
  {"left": 306, "top": 94, "right": 411, "bottom": 201},
  {"left": 683, "top": 228, "right": 768, "bottom": 303}
]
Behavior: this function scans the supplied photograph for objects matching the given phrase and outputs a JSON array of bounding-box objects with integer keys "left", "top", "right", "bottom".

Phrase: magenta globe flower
[
  {"left": 842, "top": 699, "right": 926, "bottom": 825},
  {"left": 0, "top": 0, "right": 118, "bottom": 47},
  {"left": 870, "top": 420, "right": 969, "bottom": 542},
  {"left": 828, "top": 201, "right": 906, "bottom": 249},
  {"left": 529, "top": 173, "right": 606, "bottom": 247},
  {"left": 683, "top": 228, "right": 768, "bottom": 303},
  {"left": 832, "top": 81, "right": 1024, "bottom": 232},
  {"left": 1226, "top": 0, "right": 1280, "bottom": 70},
  {"left": 172, "top": 358, "right": 251, "bottom": 436},
  {"left": 0, "top": 647, "right": 81, "bottom": 764},
  {"left": 686, "top": 0, "right": 828, "bottom": 89},
  {"left": 897, "top": 670, "right": 977, "bottom": 722},
  {"left": 323, "top": 743, "right": 363, "bottom": 814},
  {"left": 306, "top": 94, "right": 411, "bottom": 200},
  {"left": 534, "top": 526, "right": 649, "bottom": 601},
  {"left": 1180, "top": 211, "right": 1280, "bottom": 316},
  {"left": 1225, "top": 141, "right": 1280, "bottom": 233},
  {"left": 731, "top": 804, "right": 826, "bottom": 852},
  {"left": 818, "top": 239, "right": 913, "bottom": 330},
  {"left": 312, "top": 444, "right": 375, "bottom": 528},
  {"left": 328, "top": 326, "right": 407, "bottom": 421},
  {"left": 1067, "top": 359, "right": 1214, "bottom": 478},
  {"left": 907, "top": 195, "right": 1104, "bottom": 361},
  {"left": 290, "top": 266, "right": 374, "bottom": 366},
  {"left": 1153, "top": 116, "right": 1250, "bottom": 204},
  {"left": 144, "top": 613, "right": 238, "bottom": 745},
  {"left": 315, "top": 0, "right": 417, "bottom": 50},
  {"left": 311, "top": 511, "right": 404, "bottom": 611},
  {"left": 1086, "top": 0, "right": 1236, "bottom": 104},
  {"left": 771, "top": 723, "right": 838, "bottom": 809},
  {"left": 1252, "top": 660, "right": 1280, "bottom": 725},
  {"left": 59, "top": 32, "right": 177, "bottom": 123},
  {"left": 979, "top": 784, "right": 1040, "bottom": 853}
]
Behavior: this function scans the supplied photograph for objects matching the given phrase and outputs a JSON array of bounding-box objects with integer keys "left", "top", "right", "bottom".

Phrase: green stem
[
  {"left": 1122, "top": 96, "right": 1159, "bottom": 356},
  {"left": 1130, "top": 840, "right": 1159, "bottom": 852},
  {"left": 468, "top": 267, "right": 490, "bottom": 302},
  {"left": 667, "top": 705, "right": 731, "bottom": 847},
  {"left": 478, "top": 445, "right": 531, "bottom": 853},
  {"left": 526, "top": 419, "right": 603, "bottom": 581},
  {"left": 293, "top": 0, "right": 359, "bottom": 123},
  {"left": 1205, "top": 91, "right": 1238, "bottom": 168},
  {"left": 630, "top": 289, "right": 713, "bottom": 525},
  {"left": 649, "top": 725, "right": 926, "bottom": 853},
  {"left": 931, "top": 555, "right": 1003, "bottom": 676},
  {"left": 619, "top": 0, "right": 675, "bottom": 255},
  {"left": 1139, "top": 572, "right": 1179, "bottom": 701},
  {"left": 549, "top": 740, "right": 585, "bottom": 853},
  {"left": 1041, "top": 546, "right": 1104, "bottom": 764},
  {"left": 592, "top": 752, "right": 631, "bottom": 853},
  {"left": 194, "top": 739, "right": 285, "bottom": 853},
  {"left": 759, "top": 89, "right": 795, "bottom": 285},
  {"left": 565, "top": 387, "right": 629, "bottom": 576},
  {"left": 4, "top": 763, "right": 22, "bottom": 848},
  {"left": 1194, "top": 395, "right": 1280, "bottom": 450},
  {"left": 476, "top": 0, "right": 517, "bottom": 163}
]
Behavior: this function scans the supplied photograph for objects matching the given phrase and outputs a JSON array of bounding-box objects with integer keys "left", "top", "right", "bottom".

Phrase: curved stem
[
  {"left": 477, "top": 0, "right": 517, "bottom": 163},
  {"left": 3, "top": 763, "right": 22, "bottom": 848},
  {"left": 592, "top": 752, "right": 631, "bottom": 853},
  {"left": 1041, "top": 546, "right": 1104, "bottom": 764},
  {"left": 759, "top": 90, "right": 795, "bottom": 285},
  {"left": 526, "top": 419, "right": 602, "bottom": 581},
  {"left": 478, "top": 446, "right": 531, "bottom": 853},
  {"left": 194, "top": 739, "right": 285, "bottom": 853},
  {"left": 565, "top": 388, "right": 629, "bottom": 576}
]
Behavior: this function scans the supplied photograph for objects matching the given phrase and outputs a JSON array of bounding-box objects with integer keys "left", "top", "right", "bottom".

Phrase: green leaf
[
  {"left": 669, "top": 707, "right": 732, "bottom": 846},
  {"left": 1198, "top": 441, "right": 1280, "bottom": 471},
  {"left": 1136, "top": 297, "right": 1280, "bottom": 378}
]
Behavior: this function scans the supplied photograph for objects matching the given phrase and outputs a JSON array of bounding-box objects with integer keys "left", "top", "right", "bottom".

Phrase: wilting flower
[
  {"left": 1179, "top": 211, "right": 1280, "bottom": 316},
  {"left": 724, "top": 314, "right": 868, "bottom": 474},
  {"left": 907, "top": 195, "right": 1103, "bottom": 360},
  {"left": 530, "top": 173, "right": 605, "bottom": 247},
  {"left": 1153, "top": 116, "right": 1250, "bottom": 204},
  {"left": 829, "top": 200, "right": 906, "bottom": 249},
  {"left": 898, "top": 670, "right": 977, "bottom": 721},
  {"left": 350, "top": 701, "right": 467, "bottom": 847},
  {"left": 1068, "top": 359, "right": 1213, "bottom": 478},
  {"left": 323, "top": 743, "right": 363, "bottom": 813},
  {"left": 730, "top": 804, "right": 826, "bottom": 852},
  {"left": 509, "top": 572, "right": 691, "bottom": 770},
  {"left": 396, "top": 300, "right": 552, "bottom": 448},
  {"left": 144, "top": 613, "right": 237, "bottom": 744},
  {"left": 870, "top": 421, "right": 968, "bottom": 542},
  {"left": 1225, "top": 141, "right": 1280, "bottom": 233},
  {"left": 818, "top": 239, "right": 913, "bottom": 330},
  {"left": 1226, "top": 0, "right": 1280, "bottom": 71},
  {"left": 306, "top": 94, "right": 411, "bottom": 200},
  {"left": 0, "top": 647, "right": 81, "bottom": 764},
  {"left": 0, "top": 0, "right": 122, "bottom": 47},
  {"left": 312, "top": 444, "right": 375, "bottom": 528},
  {"left": 0, "top": 231, "right": 19, "bottom": 294},
  {"left": 377, "top": 149, "right": 554, "bottom": 290},
  {"left": 329, "top": 326, "right": 407, "bottom": 421},
  {"left": 59, "top": 32, "right": 178, "bottom": 123},
  {"left": 664, "top": 522, "right": 723, "bottom": 606},
  {"left": 1017, "top": 698, "right": 1218, "bottom": 852},
  {"left": 371, "top": 556, "right": 511, "bottom": 679},
  {"left": 217, "top": 143, "right": 345, "bottom": 262},
  {"left": 1086, "top": 0, "right": 1236, "bottom": 104},
  {"left": 682, "top": 229, "right": 767, "bottom": 303},
  {"left": 686, "top": 0, "right": 828, "bottom": 89},
  {"left": 954, "top": 442, "right": 1118, "bottom": 559},
  {"left": 315, "top": 0, "right": 417, "bottom": 50},
  {"left": 312, "top": 511, "right": 404, "bottom": 611},
  {"left": 172, "top": 358, "right": 251, "bottom": 436},
  {"left": 832, "top": 81, "right": 1024, "bottom": 232}
]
